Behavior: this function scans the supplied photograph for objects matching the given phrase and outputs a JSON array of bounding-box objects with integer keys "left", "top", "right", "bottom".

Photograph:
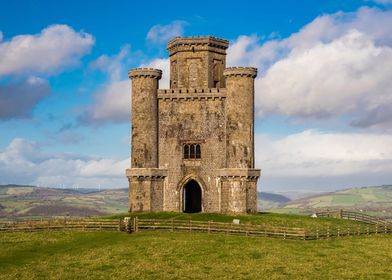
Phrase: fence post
[
  {"left": 337, "top": 227, "right": 340, "bottom": 237},
  {"left": 208, "top": 221, "right": 211, "bottom": 234},
  {"left": 339, "top": 209, "right": 343, "bottom": 219},
  {"left": 327, "top": 227, "right": 330, "bottom": 239},
  {"left": 316, "top": 228, "right": 319, "bottom": 240},
  {"left": 376, "top": 224, "right": 378, "bottom": 234},
  {"left": 189, "top": 220, "right": 192, "bottom": 232},
  {"left": 171, "top": 218, "right": 174, "bottom": 232},
  {"left": 366, "top": 225, "right": 369, "bottom": 235}
]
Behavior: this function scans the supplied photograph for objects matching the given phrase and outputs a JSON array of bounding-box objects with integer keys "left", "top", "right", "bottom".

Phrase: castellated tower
[{"left": 126, "top": 36, "right": 260, "bottom": 214}]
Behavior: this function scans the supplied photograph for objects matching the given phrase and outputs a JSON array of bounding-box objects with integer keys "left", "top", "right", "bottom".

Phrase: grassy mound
[
  {"left": 1, "top": 231, "right": 391, "bottom": 279},
  {"left": 104, "top": 211, "right": 364, "bottom": 228}
]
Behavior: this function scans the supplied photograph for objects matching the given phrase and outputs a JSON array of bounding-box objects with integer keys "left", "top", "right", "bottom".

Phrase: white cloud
[
  {"left": 90, "top": 45, "right": 131, "bottom": 82},
  {"left": 146, "top": 20, "right": 187, "bottom": 44},
  {"left": 79, "top": 80, "right": 131, "bottom": 124},
  {"left": 81, "top": 48, "right": 169, "bottom": 125},
  {"left": 140, "top": 58, "right": 170, "bottom": 88},
  {"left": 0, "top": 24, "right": 94, "bottom": 76},
  {"left": 255, "top": 130, "right": 392, "bottom": 190},
  {"left": 0, "top": 138, "right": 129, "bottom": 188},
  {"left": 227, "top": 7, "right": 392, "bottom": 129}
]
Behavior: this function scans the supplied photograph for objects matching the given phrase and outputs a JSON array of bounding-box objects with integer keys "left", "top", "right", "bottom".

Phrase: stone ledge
[
  {"left": 158, "top": 94, "right": 226, "bottom": 101},
  {"left": 167, "top": 36, "right": 229, "bottom": 55},
  {"left": 158, "top": 88, "right": 226, "bottom": 94},
  {"left": 126, "top": 168, "right": 168, "bottom": 179},
  {"left": 128, "top": 68, "right": 162, "bottom": 79},
  {"left": 215, "top": 168, "right": 261, "bottom": 179},
  {"left": 223, "top": 67, "right": 257, "bottom": 78}
]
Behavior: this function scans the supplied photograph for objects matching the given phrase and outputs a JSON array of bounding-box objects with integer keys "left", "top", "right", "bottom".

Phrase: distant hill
[
  {"left": 0, "top": 185, "right": 128, "bottom": 220},
  {"left": 257, "top": 192, "right": 291, "bottom": 210},
  {"left": 0, "top": 184, "right": 291, "bottom": 219},
  {"left": 278, "top": 185, "right": 392, "bottom": 218}
]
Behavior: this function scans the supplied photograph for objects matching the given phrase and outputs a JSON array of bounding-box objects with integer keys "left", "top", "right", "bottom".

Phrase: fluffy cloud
[
  {"left": 255, "top": 130, "right": 392, "bottom": 190},
  {"left": 81, "top": 47, "right": 169, "bottom": 125},
  {"left": 146, "top": 20, "right": 187, "bottom": 44},
  {"left": 140, "top": 58, "right": 170, "bottom": 88},
  {"left": 0, "top": 77, "right": 50, "bottom": 119},
  {"left": 0, "top": 138, "right": 129, "bottom": 188},
  {"left": 227, "top": 7, "right": 392, "bottom": 129},
  {"left": 0, "top": 24, "right": 94, "bottom": 76},
  {"left": 79, "top": 80, "right": 131, "bottom": 124}
]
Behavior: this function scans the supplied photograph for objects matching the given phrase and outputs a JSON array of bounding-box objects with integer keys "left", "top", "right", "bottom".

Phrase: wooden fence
[
  {"left": 123, "top": 218, "right": 308, "bottom": 240},
  {"left": 1, "top": 210, "right": 391, "bottom": 241},
  {"left": 315, "top": 210, "right": 391, "bottom": 226},
  {"left": 0, "top": 218, "right": 120, "bottom": 232},
  {"left": 120, "top": 215, "right": 392, "bottom": 240}
]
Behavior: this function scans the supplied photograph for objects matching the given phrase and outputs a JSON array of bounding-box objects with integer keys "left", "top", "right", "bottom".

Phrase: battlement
[
  {"left": 223, "top": 67, "right": 257, "bottom": 78},
  {"left": 167, "top": 36, "right": 229, "bottom": 55},
  {"left": 128, "top": 68, "right": 162, "bottom": 79},
  {"left": 158, "top": 88, "right": 226, "bottom": 94},
  {"left": 158, "top": 88, "right": 226, "bottom": 101}
]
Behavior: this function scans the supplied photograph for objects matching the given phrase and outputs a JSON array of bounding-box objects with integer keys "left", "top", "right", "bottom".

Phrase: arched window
[
  {"left": 195, "top": 144, "right": 201, "bottom": 159},
  {"left": 183, "top": 143, "right": 201, "bottom": 160},
  {"left": 190, "top": 144, "right": 195, "bottom": 158},
  {"left": 184, "top": 144, "right": 190, "bottom": 159}
]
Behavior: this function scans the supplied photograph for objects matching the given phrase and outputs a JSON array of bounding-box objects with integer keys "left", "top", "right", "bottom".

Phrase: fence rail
[
  {"left": 1, "top": 210, "right": 391, "bottom": 241},
  {"left": 0, "top": 218, "right": 120, "bottom": 232}
]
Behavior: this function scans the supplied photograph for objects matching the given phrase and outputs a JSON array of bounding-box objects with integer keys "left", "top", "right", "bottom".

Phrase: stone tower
[{"left": 126, "top": 36, "right": 260, "bottom": 214}]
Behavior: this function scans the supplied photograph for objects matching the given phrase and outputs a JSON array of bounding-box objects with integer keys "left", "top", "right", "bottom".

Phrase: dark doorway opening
[{"left": 183, "top": 180, "right": 202, "bottom": 213}]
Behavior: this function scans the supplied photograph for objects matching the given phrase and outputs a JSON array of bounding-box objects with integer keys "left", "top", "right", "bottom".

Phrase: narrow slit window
[
  {"left": 184, "top": 144, "right": 190, "bottom": 159},
  {"left": 190, "top": 144, "right": 195, "bottom": 159},
  {"left": 196, "top": 144, "right": 201, "bottom": 159}
]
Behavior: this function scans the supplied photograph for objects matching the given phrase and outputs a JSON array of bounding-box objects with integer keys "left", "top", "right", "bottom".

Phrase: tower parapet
[
  {"left": 167, "top": 36, "right": 229, "bottom": 89},
  {"left": 128, "top": 68, "right": 162, "bottom": 79}
]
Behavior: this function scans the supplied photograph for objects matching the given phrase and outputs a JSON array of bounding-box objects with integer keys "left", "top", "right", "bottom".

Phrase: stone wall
[{"left": 158, "top": 90, "right": 226, "bottom": 212}]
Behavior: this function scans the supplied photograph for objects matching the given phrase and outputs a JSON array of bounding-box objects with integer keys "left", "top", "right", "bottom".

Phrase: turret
[
  {"left": 128, "top": 68, "right": 162, "bottom": 168},
  {"left": 167, "top": 36, "right": 229, "bottom": 89},
  {"left": 223, "top": 67, "right": 257, "bottom": 168}
]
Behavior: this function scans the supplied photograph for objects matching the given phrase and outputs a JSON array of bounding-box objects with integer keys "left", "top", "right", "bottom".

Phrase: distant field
[
  {"left": 275, "top": 185, "right": 392, "bottom": 219},
  {"left": 1, "top": 231, "right": 391, "bottom": 279},
  {"left": 0, "top": 185, "right": 128, "bottom": 219}
]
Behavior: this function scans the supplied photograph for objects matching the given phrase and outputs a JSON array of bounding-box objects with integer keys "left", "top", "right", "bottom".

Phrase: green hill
[
  {"left": 257, "top": 191, "right": 291, "bottom": 209},
  {"left": 0, "top": 185, "right": 128, "bottom": 219},
  {"left": 0, "top": 185, "right": 289, "bottom": 220},
  {"left": 277, "top": 185, "right": 392, "bottom": 218}
]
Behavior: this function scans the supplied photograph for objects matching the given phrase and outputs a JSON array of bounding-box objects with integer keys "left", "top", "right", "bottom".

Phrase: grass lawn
[
  {"left": 104, "top": 211, "right": 365, "bottom": 228},
  {"left": 1, "top": 231, "right": 392, "bottom": 279}
]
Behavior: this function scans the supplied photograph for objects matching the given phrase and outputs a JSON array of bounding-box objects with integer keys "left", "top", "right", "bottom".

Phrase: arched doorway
[{"left": 183, "top": 180, "right": 202, "bottom": 213}]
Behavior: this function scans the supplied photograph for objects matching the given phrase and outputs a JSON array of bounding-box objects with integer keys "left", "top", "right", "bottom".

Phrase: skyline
[{"left": 1, "top": 0, "right": 392, "bottom": 191}]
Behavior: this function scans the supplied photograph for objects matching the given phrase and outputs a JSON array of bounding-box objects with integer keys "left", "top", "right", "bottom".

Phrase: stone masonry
[{"left": 126, "top": 36, "right": 261, "bottom": 214}]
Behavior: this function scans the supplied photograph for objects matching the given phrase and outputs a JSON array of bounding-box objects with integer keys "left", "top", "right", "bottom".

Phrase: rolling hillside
[
  {"left": 0, "top": 185, "right": 289, "bottom": 219},
  {"left": 0, "top": 185, "right": 128, "bottom": 219},
  {"left": 278, "top": 185, "right": 392, "bottom": 218}
]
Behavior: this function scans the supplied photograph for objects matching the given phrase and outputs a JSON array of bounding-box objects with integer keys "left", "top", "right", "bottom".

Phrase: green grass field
[
  {"left": 1, "top": 230, "right": 392, "bottom": 279},
  {"left": 104, "top": 211, "right": 365, "bottom": 228}
]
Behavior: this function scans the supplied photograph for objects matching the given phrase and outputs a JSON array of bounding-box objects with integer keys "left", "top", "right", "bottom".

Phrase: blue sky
[{"left": 1, "top": 0, "right": 392, "bottom": 191}]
